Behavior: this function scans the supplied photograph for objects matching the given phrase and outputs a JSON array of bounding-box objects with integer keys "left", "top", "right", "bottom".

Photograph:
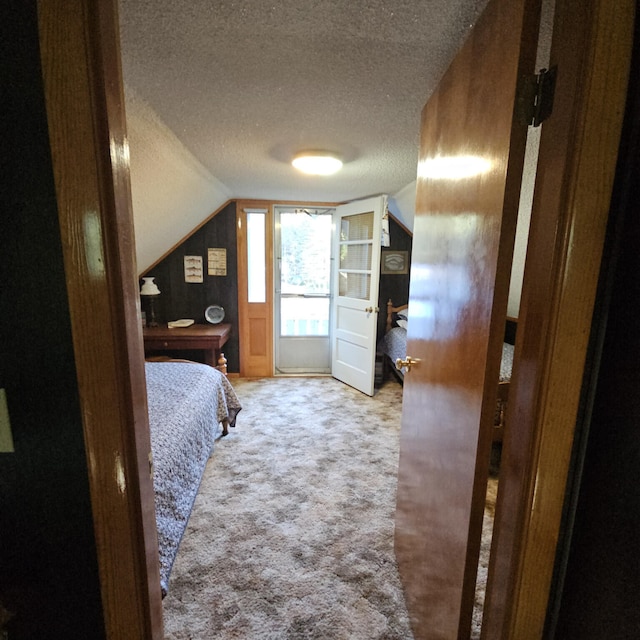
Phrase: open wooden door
[
  {"left": 331, "top": 196, "right": 385, "bottom": 396},
  {"left": 394, "top": 0, "right": 541, "bottom": 637}
]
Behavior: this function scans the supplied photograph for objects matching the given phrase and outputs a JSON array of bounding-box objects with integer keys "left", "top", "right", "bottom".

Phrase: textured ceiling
[{"left": 119, "top": 0, "right": 489, "bottom": 203}]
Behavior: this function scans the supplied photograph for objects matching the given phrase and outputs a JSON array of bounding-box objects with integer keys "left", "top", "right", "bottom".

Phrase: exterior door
[
  {"left": 394, "top": 0, "right": 541, "bottom": 637},
  {"left": 275, "top": 206, "right": 334, "bottom": 374},
  {"left": 330, "top": 195, "right": 385, "bottom": 396}
]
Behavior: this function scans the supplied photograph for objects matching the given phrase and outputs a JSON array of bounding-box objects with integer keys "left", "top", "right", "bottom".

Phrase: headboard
[{"left": 386, "top": 298, "right": 409, "bottom": 333}]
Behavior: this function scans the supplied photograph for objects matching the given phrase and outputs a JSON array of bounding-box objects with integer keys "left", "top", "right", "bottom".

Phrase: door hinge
[{"left": 516, "top": 66, "right": 557, "bottom": 127}]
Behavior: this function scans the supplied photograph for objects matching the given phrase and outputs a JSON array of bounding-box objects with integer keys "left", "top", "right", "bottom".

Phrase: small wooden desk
[{"left": 143, "top": 324, "right": 231, "bottom": 371}]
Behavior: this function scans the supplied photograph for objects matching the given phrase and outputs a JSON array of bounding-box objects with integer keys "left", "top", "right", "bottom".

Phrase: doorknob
[
  {"left": 365, "top": 306, "right": 380, "bottom": 314},
  {"left": 396, "top": 356, "right": 420, "bottom": 372}
]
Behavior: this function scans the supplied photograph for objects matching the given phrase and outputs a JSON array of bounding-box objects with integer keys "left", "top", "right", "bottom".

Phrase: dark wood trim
[
  {"left": 482, "top": 0, "right": 634, "bottom": 637},
  {"left": 38, "top": 0, "right": 163, "bottom": 636}
]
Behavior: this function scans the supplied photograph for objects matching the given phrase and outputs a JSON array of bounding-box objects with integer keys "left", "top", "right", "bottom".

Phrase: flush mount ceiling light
[{"left": 292, "top": 150, "right": 343, "bottom": 175}]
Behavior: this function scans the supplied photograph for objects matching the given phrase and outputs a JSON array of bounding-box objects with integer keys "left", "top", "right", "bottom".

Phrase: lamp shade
[{"left": 140, "top": 276, "right": 160, "bottom": 296}]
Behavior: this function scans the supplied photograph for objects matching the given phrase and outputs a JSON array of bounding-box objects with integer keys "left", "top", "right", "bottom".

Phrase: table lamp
[{"left": 140, "top": 277, "right": 160, "bottom": 327}]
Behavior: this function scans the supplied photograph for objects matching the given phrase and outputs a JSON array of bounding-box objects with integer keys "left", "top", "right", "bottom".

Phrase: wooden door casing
[
  {"left": 394, "top": 0, "right": 541, "bottom": 637},
  {"left": 236, "top": 201, "right": 274, "bottom": 377},
  {"left": 38, "top": 0, "right": 164, "bottom": 636},
  {"left": 483, "top": 0, "right": 635, "bottom": 637}
]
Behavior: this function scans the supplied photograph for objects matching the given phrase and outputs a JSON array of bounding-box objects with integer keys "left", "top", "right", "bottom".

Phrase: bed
[
  {"left": 380, "top": 299, "right": 516, "bottom": 442},
  {"left": 145, "top": 360, "right": 241, "bottom": 595}
]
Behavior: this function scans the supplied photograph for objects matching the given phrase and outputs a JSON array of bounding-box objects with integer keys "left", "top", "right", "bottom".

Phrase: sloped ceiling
[{"left": 118, "top": 0, "right": 489, "bottom": 205}]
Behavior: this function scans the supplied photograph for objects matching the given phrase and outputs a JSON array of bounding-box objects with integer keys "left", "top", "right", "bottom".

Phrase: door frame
[
  {"left": 37, "top": 0, "right": 634, "bottom": 636},
  {"left": 236, "top": 199, "right": 339, "bottom": 377},
  {"left": 38, "top": 0, "right": 163, "bottom": 637},
  {"left": 273, "top": 204, "right": 335, "bottom": 375},
  {"left": 483, "top": 0, "right": 634, "bottom": 637}
]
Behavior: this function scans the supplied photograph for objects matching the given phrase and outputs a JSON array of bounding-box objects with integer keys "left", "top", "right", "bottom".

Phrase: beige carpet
[{"left": 162, "top": 376, "right": 496, "bottom": 639}]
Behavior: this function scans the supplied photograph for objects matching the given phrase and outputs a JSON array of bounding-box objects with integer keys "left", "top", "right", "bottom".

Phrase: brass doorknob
[
  {"left": 396, "top": 356, "right": 420, "bottom": 372},
  {"left": 365, "top": 306, "right": 380, "bottom": 313}
]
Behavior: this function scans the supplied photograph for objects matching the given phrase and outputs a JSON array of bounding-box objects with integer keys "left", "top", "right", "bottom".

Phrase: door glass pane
[
  {"left": 339, "top": 244, "right": 372, "bottom": 270},
  {"left": 338, "top": 272, "right": 370, "bottom": 299},
  {"left": 338, "top": 211, "right": 374, "bottom": 300},
  {"left": 340, "top": 212, "right": 374, "bottom": 241},
  {"left": 247, "top": 212, "right": 266, "bottom": 303}
]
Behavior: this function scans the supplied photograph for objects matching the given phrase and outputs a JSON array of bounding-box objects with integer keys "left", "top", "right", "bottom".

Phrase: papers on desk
[{"left": 167, "top": 319, "right": 195, "bottom": 329}]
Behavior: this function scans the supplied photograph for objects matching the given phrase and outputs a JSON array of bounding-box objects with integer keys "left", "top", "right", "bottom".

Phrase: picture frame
[
  {"left": 207, "top": 248, "right": 227, "bottom": 276},
  {"left": 184, "top": 255, "right": 203, "bottom": 283},
  {"left": 381, "top": 250, "right": 408, "bottom": 275}
]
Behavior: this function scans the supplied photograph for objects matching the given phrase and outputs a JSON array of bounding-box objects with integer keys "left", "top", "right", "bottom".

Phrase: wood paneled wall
[
  {"left": 142, "top": 202, "right": 240, "bottom": 373},
  {"left": 377, "top": 215, "right": 412, "bottom": 344}
]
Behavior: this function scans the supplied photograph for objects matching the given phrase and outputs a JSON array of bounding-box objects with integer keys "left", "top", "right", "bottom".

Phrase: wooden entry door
[{"left": 394, "top": 0, "right": 541, "bottom": 637}]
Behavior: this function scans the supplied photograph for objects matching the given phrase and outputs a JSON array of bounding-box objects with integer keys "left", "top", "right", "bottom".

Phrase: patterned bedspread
[
  {"left": 499, "top": 342, "right": 514, "bottom": 382},
  {"left": 145, "top": 361, "right": 241, "bottom": 595},
  {"left": 379, "top": 327, "right": 408, "bottom": 372}
]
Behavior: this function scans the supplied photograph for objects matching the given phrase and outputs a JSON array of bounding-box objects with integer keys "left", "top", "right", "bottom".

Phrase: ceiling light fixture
[{"left": 292, "top": 150, "right": 343, "bottom": 175}]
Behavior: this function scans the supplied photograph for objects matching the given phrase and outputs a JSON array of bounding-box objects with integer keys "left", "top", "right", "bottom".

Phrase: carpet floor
[{"left": 162, "top": 376, "right": 496, "bottom": 639}]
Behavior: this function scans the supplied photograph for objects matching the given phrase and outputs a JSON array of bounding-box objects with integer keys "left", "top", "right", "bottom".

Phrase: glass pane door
[
  {"left": 338, "top": 212, "right": 374, "bottom": 299},
  {"left": 330, "top": 196, "right": 385, "bottom": 396},
  {"left": 275, "top": 207, "right": 334, "bottom": 374}
]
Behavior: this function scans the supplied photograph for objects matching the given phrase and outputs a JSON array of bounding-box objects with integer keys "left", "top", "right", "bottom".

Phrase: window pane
[
  {"left": 338, "top": 272, "right": 370, "bottom": 299},
  {"left": 247, "top": 212, "right": 266, "bottom": 303},
  {"left": 280, "top": 297, "right": 330, "bottom": 336},
  {"left": 340, "top": 212, "right": 374, "bottom": 241},
  {"left": 281, "top": 213, "right": 332, "bottom": 295},
  {"left": 339, "top": 243, "right": 372, "bottom": 270}
]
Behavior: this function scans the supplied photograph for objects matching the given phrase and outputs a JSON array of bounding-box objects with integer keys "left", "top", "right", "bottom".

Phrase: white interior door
[{"left": 330, "top": 195, "right": 386, "bottom": 395}]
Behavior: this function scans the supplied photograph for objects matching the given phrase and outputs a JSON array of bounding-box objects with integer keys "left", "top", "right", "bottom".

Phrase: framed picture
[
  {"left": 207, "top": 248, "right": 227, "bottom": 276},
  {"left": 184, "top": 255, "right": 203, "bottom": 283},
  {"left": 381, "top": 250, "right": 408, "bottom": 275}
]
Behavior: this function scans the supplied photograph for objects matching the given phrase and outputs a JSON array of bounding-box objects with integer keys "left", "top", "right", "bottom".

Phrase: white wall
[
  {"left": 125, "top": 88, "right": 231, "bottom": 274},
  {"left": 508, "top": 127, "right": 539, "bottom": 318},
  {"left": 506, "top": 0, "right": 552, "bottom": 318},
  {"left": 388, "top": 180, "right": 416, "bottom": 231}
]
